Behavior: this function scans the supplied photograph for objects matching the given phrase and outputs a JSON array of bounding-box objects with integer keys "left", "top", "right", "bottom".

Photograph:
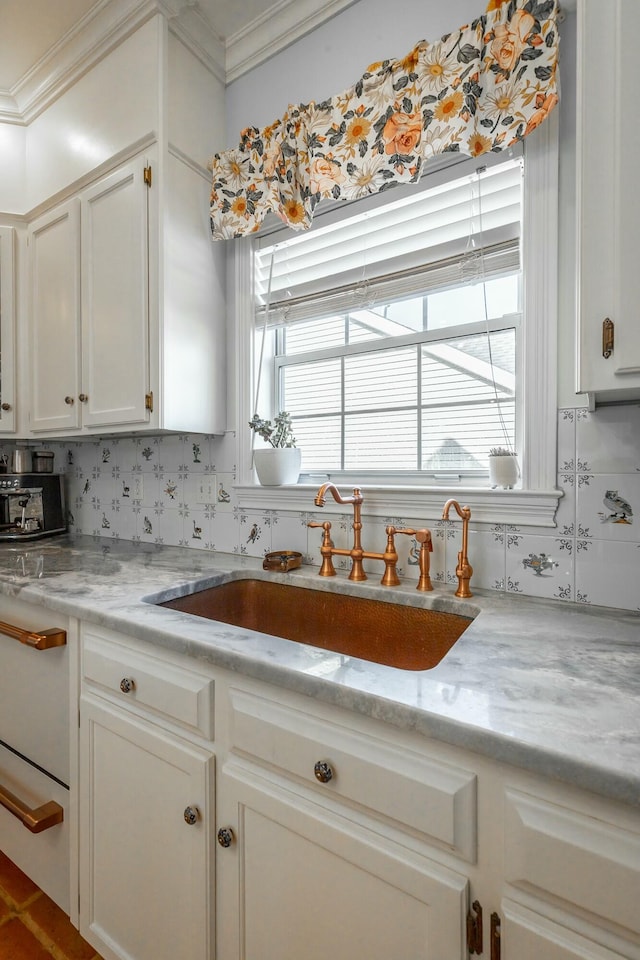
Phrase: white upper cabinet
[
  {"left": 29, "top": 202, "right": 82, "bottom": 433},
  {"left": 576, "top": 0, "right": 640, "bottom": 407},
  {"left": 23, "top": 12, "right": 226, "bottom": 439},
  {"left": 29, "top": 158, "right": 151, "bottom": 435},
  {"left": 80, "top": 158, "right": 151, "bottom": 430},
  {"left": 0, "top": 226, "right": 17, "bottom": 433}
]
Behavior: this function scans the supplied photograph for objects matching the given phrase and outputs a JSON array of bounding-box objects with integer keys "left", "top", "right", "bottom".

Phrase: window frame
[{"left": 232, "top": 111, "right": 561, "bottom": 527}]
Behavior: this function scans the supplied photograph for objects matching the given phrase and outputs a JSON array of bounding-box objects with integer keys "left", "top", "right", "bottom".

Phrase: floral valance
[{"left": 209, "top": 0, "right": 559, "bottom": 240}]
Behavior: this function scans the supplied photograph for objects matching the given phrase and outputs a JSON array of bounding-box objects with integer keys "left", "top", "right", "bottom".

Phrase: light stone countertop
[{"left": 1, "top": 535, "right": 639, "bottom": 807}]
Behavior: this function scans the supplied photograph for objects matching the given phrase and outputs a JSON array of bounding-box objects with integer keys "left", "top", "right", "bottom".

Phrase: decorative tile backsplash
[{"left": 2, "top": 403, "right": 639, "bottom": 611}]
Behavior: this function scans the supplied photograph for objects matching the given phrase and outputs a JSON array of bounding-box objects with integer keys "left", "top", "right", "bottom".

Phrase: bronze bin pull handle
[
  {"left": 0, "top": 619, "right": 66, "bottom": 651},
  {"left": 0, "top": 782, "right": 64, "bottom": 833}
]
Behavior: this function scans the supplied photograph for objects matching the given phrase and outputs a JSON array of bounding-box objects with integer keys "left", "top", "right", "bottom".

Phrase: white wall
[{"left": 225, "top": 0, "right": 495, "bottom": 146}]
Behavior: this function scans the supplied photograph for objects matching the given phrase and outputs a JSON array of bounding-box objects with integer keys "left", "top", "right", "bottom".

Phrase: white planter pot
[
  {"left": 253, "top": 447, "right": 301, "bottom": 486},
  {"left": 488, "top": 455, "right": 519, "bottom": 489}
]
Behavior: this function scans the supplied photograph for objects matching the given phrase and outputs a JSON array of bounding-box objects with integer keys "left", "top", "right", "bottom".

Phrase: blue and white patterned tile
[
  {"left": 159, "top": 472, "right": 183, "bottom": 507},
  {"left": 239, "top": 510, "right": 271, "bottom": 558},
  {"left": 270, "top": 511, "right": 310, "bottom": 559},
  {"left": 137, "top": 508, "right": 159, "bottom": 543},
  {"left": 506, "top": 533, "right": 574, "bottom": 602},
  {"left": 557, "top": 407, "right": 576, "bottom": 473},
  {"left": 555, "top": 472, "right": 576, "bottom": 536},
  {"left": 186, "top": 435, "right": 210, "bottom": 473},
  {"left": 211, "top": 510, "right": 239, "bottom": 554},
  {"left": 577, "top": 473, "right": 639, "bottom": 541},
  {"left": 575, "top": 538, "right": 640, "bottom": 611},
  {"left": 212, "top": 431, "right": 237, "bottom": 474},
  {"left": 576, "top": 403, "right": 640, "bottom": 474},
  {"left": 466, "top": 524, "right": 506, "bottom": 591},
  {"left": 136, "top": 438, "right": 162, "bottom": 474},
  {"left": 215, "top": 473, "right": 235, "bottom": 511},
  {"left": 185, "top": 505, "right": 212, "bottom": 550}
]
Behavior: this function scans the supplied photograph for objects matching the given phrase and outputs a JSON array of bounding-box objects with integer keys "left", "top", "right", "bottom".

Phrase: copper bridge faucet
[
  {"left": 309, "top": 483, "right": 433, "bottom": 590},
  {"left": 442, "top": 499, "right": 473, "bottom": 598}
]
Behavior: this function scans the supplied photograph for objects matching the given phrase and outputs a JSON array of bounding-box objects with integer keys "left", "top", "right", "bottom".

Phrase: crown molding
[
  {"left": 225, "top": 0, "right": 357, "bottom": 84},
  {"left": 0, "top": 0, "right": 225, "bottom": 125},
  {"left": 167, "top": 3, "right": 226, "bottom": 85},
  {"left": 0, "top": 0, "right": 354, "bottom": 125}
]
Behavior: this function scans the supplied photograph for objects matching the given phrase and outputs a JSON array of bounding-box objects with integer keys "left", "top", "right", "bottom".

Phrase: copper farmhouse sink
[{"left": 159, "top": 578, "right": 474, "bottom": 671}]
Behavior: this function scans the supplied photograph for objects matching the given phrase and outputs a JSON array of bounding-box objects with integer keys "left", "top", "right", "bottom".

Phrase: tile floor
[{"left": 0, "top": 852, "right": 103, "bottom": 960}]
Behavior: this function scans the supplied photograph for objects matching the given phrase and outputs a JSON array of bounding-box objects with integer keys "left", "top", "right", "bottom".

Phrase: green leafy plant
[
  {"left": 248, "top": 411, "right": 297, "bottom": 448},
  {"left": 488, "top": 447, "right": 517, "bottom": 456}
]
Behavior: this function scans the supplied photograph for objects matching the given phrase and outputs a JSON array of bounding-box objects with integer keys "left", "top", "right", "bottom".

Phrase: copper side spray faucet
[{"left": 442, "top": 499, "right": 473, "bottom": 598}]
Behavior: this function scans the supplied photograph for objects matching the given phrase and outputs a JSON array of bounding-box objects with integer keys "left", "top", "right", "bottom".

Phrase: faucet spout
[
  {"left": 441, "top": 499, "right": 473, "bottom": 598},
  {"left": 442, "top": 498, "right": 470, "bottom": 523},
  {"left": 314, "top": 483, "right": 363, "bottom": 508}
]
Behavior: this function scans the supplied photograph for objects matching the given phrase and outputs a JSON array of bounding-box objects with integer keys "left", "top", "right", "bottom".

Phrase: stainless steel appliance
[
  {"left": 0, "top": 474, "right": 66, "bottom": 540},
  {"left": 0, "top": 595, "right": 71, "bottom": 912}
]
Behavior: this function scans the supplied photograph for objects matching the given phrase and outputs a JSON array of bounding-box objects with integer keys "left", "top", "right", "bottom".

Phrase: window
[
  {"left": 234, "top": 114, "right": 560, "bottom": 527},
  {"left": 255, "top": 154, "right": 522, "bottom": 483}
]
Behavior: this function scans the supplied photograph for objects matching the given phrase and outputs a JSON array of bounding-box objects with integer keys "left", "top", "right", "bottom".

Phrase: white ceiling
[{"left": 0, "top": 0, "right": 297, "bottom": 92}]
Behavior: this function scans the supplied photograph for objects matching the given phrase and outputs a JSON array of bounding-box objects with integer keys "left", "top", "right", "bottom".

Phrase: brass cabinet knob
[
  {"left": 78, "top": 393, "right": 88, "bottom": 403},
  {"left": 1, "top": 403, "right": 11, "bottom": 411},
  {"left": 119, "top": 677, "right": 135, "bottom": 694},
  {"left": 314, "top": 760, "right": 334, "bottom": 783},
  {"left": 183, "top": 806, "right": 199, "bottom": 826},
  {"left": 217, "top": 827, "right": 234, "bottom": 848},
  {"left": 64, "top": 396, "right": 75, "bottom": 405}
]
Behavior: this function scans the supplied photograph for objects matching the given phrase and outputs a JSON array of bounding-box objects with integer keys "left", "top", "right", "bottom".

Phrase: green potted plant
[
  {"left": 488, "top": 446, "right": 519, "bottom": 489},
  {"left": 249, "top": 412, "right": 301, "bottom": 485}
]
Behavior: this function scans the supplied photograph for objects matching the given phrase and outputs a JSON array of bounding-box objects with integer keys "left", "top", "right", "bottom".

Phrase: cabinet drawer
[
  {"left": 0, "top": 743, "right": 70, "bottom": 914},
  {"left": 505, "top": 789, "right": 640, "bottom": 938},
  {"left": 82, "top": 629, "right": 214, "bottom": 739},
  {"left": 228, "top": 687, "right": 476, "bottom": 861}
]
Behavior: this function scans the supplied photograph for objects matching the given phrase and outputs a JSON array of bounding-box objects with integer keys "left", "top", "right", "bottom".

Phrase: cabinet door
[
  {"left": 80, "top": 158, "right": 151, "bottom": 429},
  {"left": 28, "top": 201, "right": 81, "bottom": 433},
  {"left": 0, "top": 226, "right": 16, "bottom": 433},
  {"left": 217, "top": 764, "right": 468, "bottom": 960},
  {"left": 576, "top": 0, "right": 640, "bottom": 404},
  {"left": 79, "top": 697, "right": 213, "bottom": 960},
  {"left": 501, "top": 898, "right": 636, "bottom": 960}
]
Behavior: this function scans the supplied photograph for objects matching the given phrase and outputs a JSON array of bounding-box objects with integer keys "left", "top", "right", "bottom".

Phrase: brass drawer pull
[
  {"left": 119, "top": 677, "right": 135, "bottom": 694},
  {"left": 0, "top": 619, "right": 66, "bottom": 651},
  {"left": 0, "top": 782, "right": 64, "bottom": 833}
]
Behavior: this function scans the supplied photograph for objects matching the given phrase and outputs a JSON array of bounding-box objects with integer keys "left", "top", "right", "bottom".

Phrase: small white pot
[
  {"left": 253, "top": 447, "right": 301, "bottom": 486},
  {"left": 488, "top": 454, "right": 519, "bottom": 489}
]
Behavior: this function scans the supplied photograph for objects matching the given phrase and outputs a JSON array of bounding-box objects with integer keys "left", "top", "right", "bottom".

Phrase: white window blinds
[{"left": 255, "top": 151, "right": 523, "bottom": 326}]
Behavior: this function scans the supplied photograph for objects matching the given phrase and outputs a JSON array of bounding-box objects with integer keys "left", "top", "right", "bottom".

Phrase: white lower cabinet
[
  {"left": 79, "top": 697, "right": 214, "bottom": 960},
  {"left": 76, "top": 625, "right": 640, "bottom": 960},
  {"left": 499, "top": 786, "right": 640, "bottom": 960},
  {"left": 216, "top": 763, "right": 468, "bottom": 960}
]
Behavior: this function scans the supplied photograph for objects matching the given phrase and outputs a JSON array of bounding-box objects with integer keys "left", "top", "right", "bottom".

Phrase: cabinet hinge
[
  {"left": 602, "top": 317, "right": 614, "bottom": 359},
  {"left": 145, "top": 391, "right": 153, "bottom": 412},
  {"left": 490, "top": 912, "right": 501, "bottom": 960},
  {"left": 143, "top": 165, "right": 152, "bottom": 187},
  {"left": 467, "top": 900, "right": 483, "bottom": 955}
]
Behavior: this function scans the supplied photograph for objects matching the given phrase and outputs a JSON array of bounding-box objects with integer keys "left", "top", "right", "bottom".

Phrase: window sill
[{"left": 235, "top": 483, "right": 562, "bottom": 528}]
